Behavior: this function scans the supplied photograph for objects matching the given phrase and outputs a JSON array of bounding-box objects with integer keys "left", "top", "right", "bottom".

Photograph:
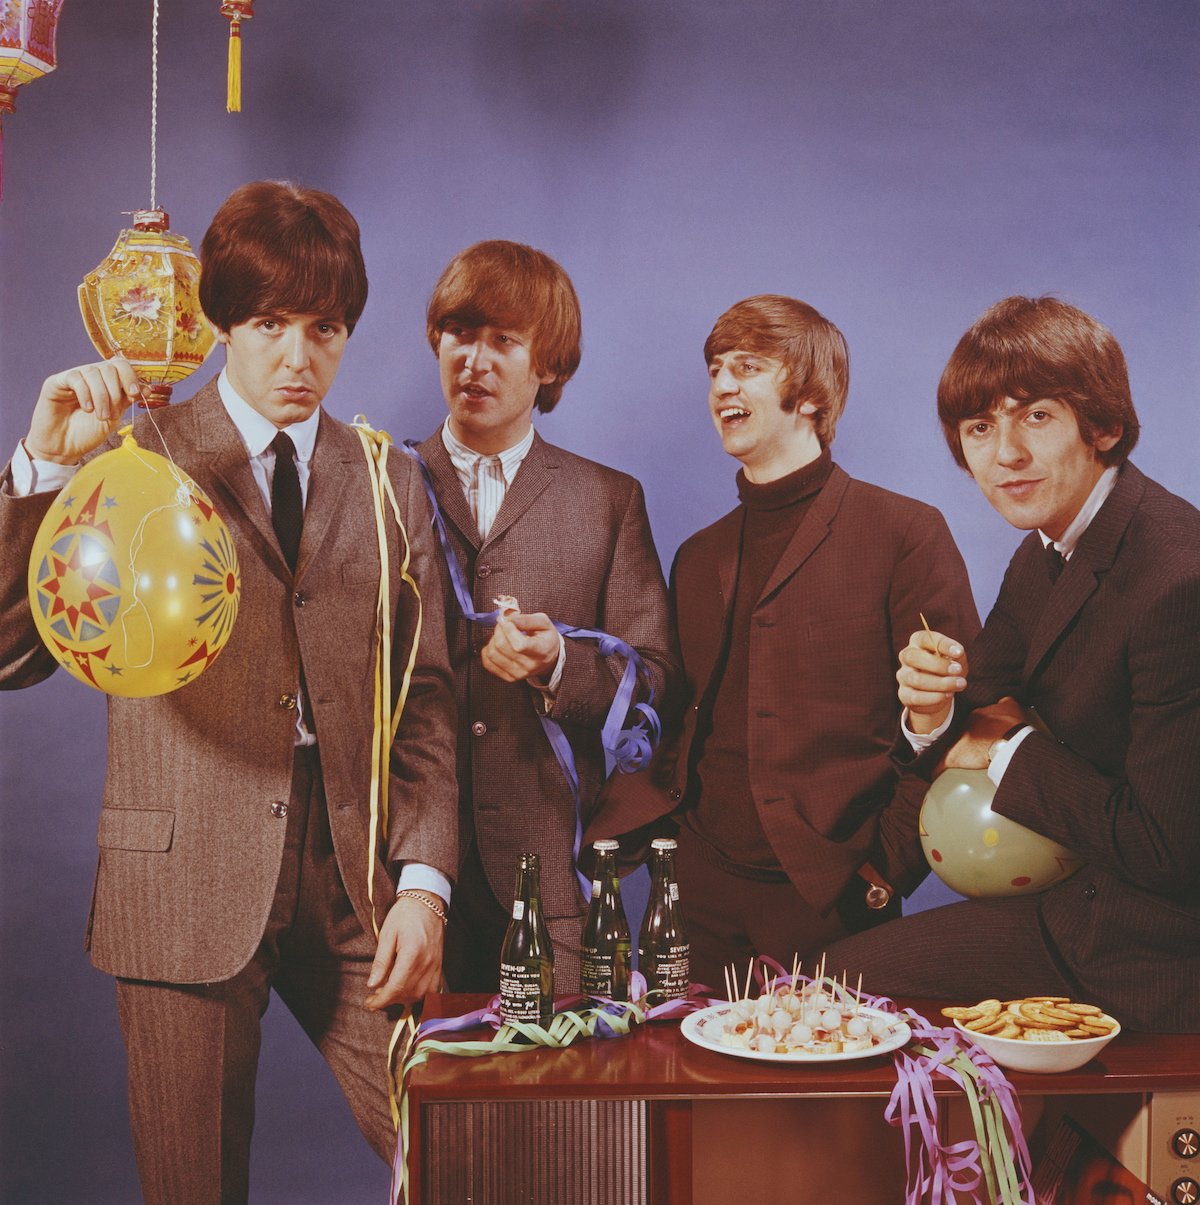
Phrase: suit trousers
[
  {"left": 676, "top": 829, "right": 899, "bottom": 992},
  {"left": 115, "top": 747, "right": 398, "bottom": 1205}
]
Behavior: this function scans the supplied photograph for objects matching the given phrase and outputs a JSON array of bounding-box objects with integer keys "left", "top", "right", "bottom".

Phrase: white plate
[{"left": 680, "top": 1002, "right": 911, "bottom": 1063}]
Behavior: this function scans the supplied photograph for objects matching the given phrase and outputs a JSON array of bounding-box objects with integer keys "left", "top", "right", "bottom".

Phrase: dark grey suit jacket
[
  {"left": 892, "top": 462, "right": 1200, "bottom": 1030},
  {"left": 416, "top": 429, "right": 676, "bottom": 928},
  {"left": 0, "top": 383, "right": 458, "bottom": 983}
]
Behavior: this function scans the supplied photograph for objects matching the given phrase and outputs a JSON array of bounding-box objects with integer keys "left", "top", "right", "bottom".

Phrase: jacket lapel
[
  {"left": 418, "top": 432, "right": 481, "bottom": 551},
  {"left": 1024, "top": 463, "right": 1144, "bottom": 679},
  {"left": 296, "top": 413, "right": 356, "bottom": 583},
  {"left": 757, "top": 463, "right": 848, "bottom": 604},
  {"left": 482, "top": 431, "right": 556, "bottom": 548}
]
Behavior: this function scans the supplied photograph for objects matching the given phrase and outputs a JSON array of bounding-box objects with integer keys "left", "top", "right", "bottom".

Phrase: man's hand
[
  {"left": 943, "top": 696, "right": 1027, "bottom": 771},
  {"left": 364, "top": 892, "right": 445, "bottom": 1010},
  {"left": 897, "top": 627, "right": 969, "bottom": 735},
  {"left": 25, "top": 356, "right": 146, "bottom": 466},
  {"left": 481, "top": 611, "right": 560, "bottom": 683}
]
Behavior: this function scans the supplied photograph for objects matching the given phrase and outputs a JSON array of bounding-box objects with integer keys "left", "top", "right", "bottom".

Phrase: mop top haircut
[
  {"left": 703, "top": 294, "right": 850, "bottom": 448},
  {"left": 937, "top": 295, "right": 1139, "bottom": 471},
  {"left": 200, "top": 180, "right": 369, "bottom": 335},
  {"left": 426, "top": 240, "right": 582, "bottom": 414}
]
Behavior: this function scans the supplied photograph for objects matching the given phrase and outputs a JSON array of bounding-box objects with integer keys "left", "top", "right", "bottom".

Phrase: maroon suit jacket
[{"left": 591, "top": 463, "right": 979, "bottom": 913}]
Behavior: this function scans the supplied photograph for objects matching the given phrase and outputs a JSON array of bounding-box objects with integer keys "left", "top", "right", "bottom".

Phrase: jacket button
[
  {"left": 476, "top": 564, "right": 492, "bottom": 578},
  {"left": 278, "top": 692, "right": 297, "bottom": 710},
  {"left": 271, "top": 801, "right": 289, "bottom": 818},
  {"left": 294, "top": 592, "right": 306, "bottom": 607},
  {"left": 669, "top": 787, "right": 682, "bottom": 802},
  {"left": 1083, "top": 884, "right": 1097, "bottom": 900},
  {"left": 471, "top": 720, "right": 488, "bottom": 736}
]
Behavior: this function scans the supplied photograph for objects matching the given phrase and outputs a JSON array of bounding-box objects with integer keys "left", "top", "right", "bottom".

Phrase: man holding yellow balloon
[
  {"left": 0, "top": 181, "right": 459, "bottom": 1202},
  {"left": 824, "top": 296, "right": 1200, "bottom": 1034}
]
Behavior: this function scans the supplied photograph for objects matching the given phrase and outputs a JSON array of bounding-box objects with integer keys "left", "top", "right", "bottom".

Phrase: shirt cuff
[
  {"left": 396, "top": 863, "right": 452, "bottom": 905},
  {"left": 987, "top": 726, "right": 1034, "bottom": 786},
  {"left": 901, "top": 702, "right": 954, "bottom": 751},
  {"left": 528, "top": 632, "right": 567, "bottom": 708},
  {"left": 12, "top": 439, "right": 78, "bottom": 497}
]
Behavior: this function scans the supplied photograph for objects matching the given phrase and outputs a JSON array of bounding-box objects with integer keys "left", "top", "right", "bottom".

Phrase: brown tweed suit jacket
[
  {"left": 416, "top": 429, "right": 677, "bottom": 924},
  {"left": 591, "top": 464, "right": 980, "bottom": 914},
  {"left": 0, "top": 383, "right": 458, "bottom": 984}
]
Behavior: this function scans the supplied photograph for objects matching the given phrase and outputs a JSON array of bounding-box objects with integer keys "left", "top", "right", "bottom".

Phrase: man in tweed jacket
[
  {"left": 590, "top": 295, "right": 979, "bottom": 989},
  {"left": 826, "top": 296, "right": 1200, "bottom": 1033},
  {"left": 414, "top": 241, "right": 677, "bottom": 993},
  {"left": 0, "top": 182, "right": 457, "bottom": 1202}
]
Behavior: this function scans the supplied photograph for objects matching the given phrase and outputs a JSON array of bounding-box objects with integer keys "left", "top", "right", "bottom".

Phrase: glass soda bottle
[
  {"left": 499, "top": 852, "right": 554, "bottom": 1026},
  {"left": 638, "top": 837, "right": 690, "bottom": 1001},
  {"left": 579, "top": 838, "right": 631, "bottom": 1001}
]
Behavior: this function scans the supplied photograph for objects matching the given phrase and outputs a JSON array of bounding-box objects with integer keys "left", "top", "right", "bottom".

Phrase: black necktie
[
  {"left": 271, "top": 431, "right": 303, "bottom": 572},
  {"left": 1045, "top": 543, "right": 1065, "bottom": 582}
]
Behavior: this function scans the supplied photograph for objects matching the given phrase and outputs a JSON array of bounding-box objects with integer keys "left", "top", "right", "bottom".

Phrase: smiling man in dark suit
[
  {"left": 824, "top": 296, "right": 1200, "bottom": 1033},
  {"left": 0, "top": 181, "right": 458, "bottom": 1202},
  {"left": 413, "top": 240, "right": 676, "bottom": 993},
  {"left": 592, "top": 294, "right": 979, "bottom": 988}
]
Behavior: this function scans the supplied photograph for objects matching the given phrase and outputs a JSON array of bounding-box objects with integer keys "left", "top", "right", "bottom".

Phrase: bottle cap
[
  {"left": 651, "top": 837, "right": 678, "bottom": 850},
  {"left": 592, "top": 839, "right": 619, "bottom": 852}
]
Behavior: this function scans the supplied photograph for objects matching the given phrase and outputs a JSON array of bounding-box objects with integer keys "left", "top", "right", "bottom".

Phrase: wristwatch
[{"left": 987, "top": 722, "right": 1030, "bottom": 765}]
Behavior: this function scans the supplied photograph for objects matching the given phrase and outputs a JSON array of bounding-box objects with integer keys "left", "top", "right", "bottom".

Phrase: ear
[
  {"left": 797, "top": 401, "right": 818, "bottom": 416},
  {"left": 537, "top": 370, "right": 556, "bottom": 386},
  {"left": 1093, "top": 426, "right": 1122, "bottom": 454},
  {"left": 215, "top": 328, "right": 231, "bottom": 346}
]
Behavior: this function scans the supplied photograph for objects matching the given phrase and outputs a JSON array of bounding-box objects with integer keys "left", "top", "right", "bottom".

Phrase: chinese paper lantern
[
  {"left": 220, "top": 1, "right": 254, "bottom": 112},
  {"left": 78, "top": 208, "right": 217, "bottom": 409},
  {"left": 27, "top": 430, "right": 240, "bottom": 697},
  {"left": 0, "top": 0, "right": 65, "bottom": 198},
  {"left": 920, "top": 768, "right": 1082, "bottom": 898}
]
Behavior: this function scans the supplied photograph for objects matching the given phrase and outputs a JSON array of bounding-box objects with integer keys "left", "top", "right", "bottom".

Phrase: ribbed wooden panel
[{"left": 422, "top": 1099, "right": 647, "bottom": 1204}]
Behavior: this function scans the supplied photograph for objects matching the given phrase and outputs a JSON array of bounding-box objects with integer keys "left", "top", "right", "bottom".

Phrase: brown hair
[
  {"left": 938, "top": 296, "right": 1139, "bottom": 470},
  {"left": 200, "top": 180, "right": 368, "bottom": 334},
  {"left": 703, "top": 295, "right": 849, "bottom": 446},
  {"left": 426, "top": 240, "right": 582, "bottom": 413}
]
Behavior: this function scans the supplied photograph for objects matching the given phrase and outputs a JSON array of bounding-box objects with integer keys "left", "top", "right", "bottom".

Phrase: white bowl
[{"left": 954, "top": 1016, "right": 1121, "bottom": 1074}]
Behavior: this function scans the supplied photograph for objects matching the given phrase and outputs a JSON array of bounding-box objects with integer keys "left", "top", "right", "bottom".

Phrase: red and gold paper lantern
[
  {"left": 0, "top": 0, "right": 65, "bottom": 197},
  {"left": 78, "top": 208, "right": 217, "bottom": 408}
]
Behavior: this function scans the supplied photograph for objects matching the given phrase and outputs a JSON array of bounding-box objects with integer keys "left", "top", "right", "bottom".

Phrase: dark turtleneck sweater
[{"left": 686, "top": 449, "right": 835, "bottom": 876}]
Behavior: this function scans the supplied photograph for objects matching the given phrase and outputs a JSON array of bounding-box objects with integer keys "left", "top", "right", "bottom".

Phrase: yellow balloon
[
  {"left": 919, "top": 767, "right": 1082, "bottom": 897},
  {"left": 27, "top": 432, "right": 240, "bottom": 697}
]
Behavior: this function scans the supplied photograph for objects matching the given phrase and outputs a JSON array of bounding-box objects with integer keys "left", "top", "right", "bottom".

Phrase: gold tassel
[{"left": 226, "top": 19, "right": 242, "bottom": 113}]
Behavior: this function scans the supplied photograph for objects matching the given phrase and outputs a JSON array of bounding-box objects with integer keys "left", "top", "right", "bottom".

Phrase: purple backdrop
[{"left": 1, "top": 1, "right": 1197, "bottom": 1200}]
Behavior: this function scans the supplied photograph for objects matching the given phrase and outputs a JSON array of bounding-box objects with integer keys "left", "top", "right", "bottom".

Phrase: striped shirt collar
[{"left": 440, "top": 417, "right": 535, "bottom": 491}]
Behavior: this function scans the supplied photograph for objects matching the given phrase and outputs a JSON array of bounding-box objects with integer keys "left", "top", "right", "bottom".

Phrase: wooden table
[{"left": 404, "top": 994, "right": 1200, "bottom": 1204}]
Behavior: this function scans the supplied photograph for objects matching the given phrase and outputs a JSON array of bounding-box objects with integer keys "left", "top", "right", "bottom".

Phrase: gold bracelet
[{"left": 395, "top": 888, "right": 449, "bottom": 927}]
